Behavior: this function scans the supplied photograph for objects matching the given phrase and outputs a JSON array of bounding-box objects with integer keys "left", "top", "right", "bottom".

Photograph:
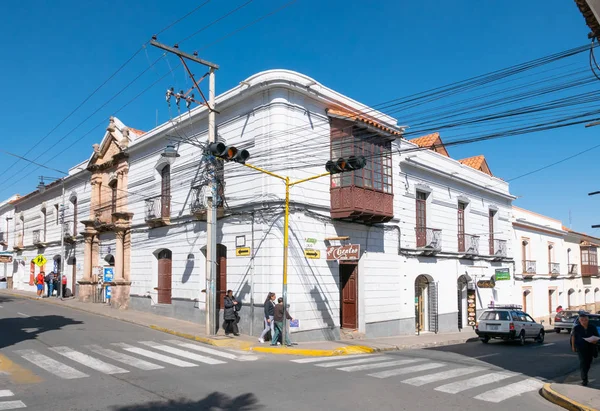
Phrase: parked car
[
  {"left": 475, "top": 304, "right": 545, "bottom": 345},
  {"left": 554, "top": 310, "right": 579, "bottom": 333}
]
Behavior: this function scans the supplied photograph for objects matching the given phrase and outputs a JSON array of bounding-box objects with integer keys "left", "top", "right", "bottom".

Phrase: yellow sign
[
  {"left": 304, "top": 249, "right": 320, "bottom": 259},
  {"left": 33, "top": 254, "right": 47, "bottom": 267},
  {"left": 236, "top": 247, "right": 251, "bottom": 257}
]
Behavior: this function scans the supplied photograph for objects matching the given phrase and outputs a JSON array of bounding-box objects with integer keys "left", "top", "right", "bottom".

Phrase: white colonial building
[
  {"left": 512, "top": 206, "right": 600, "bottom": 324},
  {"left": 0, "top": 195, "right": 18, "bottom": 288}
]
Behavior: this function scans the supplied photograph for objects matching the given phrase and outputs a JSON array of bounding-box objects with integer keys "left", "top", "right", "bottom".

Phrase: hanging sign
[
  {"left": 495, "top": 268, "right": 510, "bottom": 281},
  {"left": 467, "top": 290, "right": 477, "bottom": 326},
  {"left": 326, "top": 244, "right": 360, "bottom": 261}
]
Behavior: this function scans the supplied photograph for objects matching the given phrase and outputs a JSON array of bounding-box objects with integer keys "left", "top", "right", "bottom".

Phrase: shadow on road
[
  {"left": 0, "top": 294, "right": 15, "bottom": 304},
  {"left": 0, "top": 315, "right": 84, "bottom": 350},
  {"left": 112, "top": 392, "right": 262, "bottom": 411}
]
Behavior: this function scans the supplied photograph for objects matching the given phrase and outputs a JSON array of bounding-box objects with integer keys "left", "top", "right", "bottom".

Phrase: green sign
[
  {"left": 495, "top": 268, "right": 510, "bottom": 281},
  {"left": 414, "top": 297, "right": 418, "bottom": 304}
]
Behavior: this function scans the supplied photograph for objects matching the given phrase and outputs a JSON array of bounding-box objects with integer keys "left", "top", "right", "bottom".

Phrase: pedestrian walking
[
  {"left": 258, "top": 292, "right": 276, "bottom": 343},
  {"left": 223, "top": 290, "right": 240, "bottom": 336},
  {"left": 35, "top": 271, "right": 45, "bottom": 299},
  {"left": 61, "top": 274, "right": 68, "bottom": 297},
  {"left": 271, "top": 297, "right": 293, "bottom": 347},
  {"left": 52, "top": 273, "right": 60, "bottom": 298},
  {"left": 45, "top": 271, "right": 54, "bottom": 298},
  {"left": 571, "top": 312, "right": 599, "bottom": 386}
]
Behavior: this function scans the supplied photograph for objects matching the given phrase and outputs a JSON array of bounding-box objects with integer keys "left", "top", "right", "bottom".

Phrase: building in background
[{"left": 0, "top": 195, "right": 18, "bottom": 289}]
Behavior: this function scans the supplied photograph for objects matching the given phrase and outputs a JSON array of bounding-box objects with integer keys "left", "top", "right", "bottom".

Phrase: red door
[
  {"left": 157, "top": 249, "right": 172, "bottom": 304},
  {"left": 416, "top": 192, "right": 427, "bottom": 247},
  {"left": 216, "top": 244, "right": 227, "bottom": 309},
  {"left": 340, "top": 264, "right": 358, "bottom": 329}
]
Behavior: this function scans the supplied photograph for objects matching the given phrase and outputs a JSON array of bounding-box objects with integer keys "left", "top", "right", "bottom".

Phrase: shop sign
[
  {"left": 495, "top": 268, "right": 510, "bottom": 281},
  {"left": 467, "top": 290, "right": 477, "bottom": 326},
  {"left": 326, "top": 244, "right": 360, "bottom": 261},
  {"left": 477, "top": 279, "right": 496, "bottom": 288}
]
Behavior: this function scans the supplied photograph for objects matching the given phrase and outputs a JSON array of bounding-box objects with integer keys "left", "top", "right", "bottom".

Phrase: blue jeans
[
  {"left": 47, "top": 281, "right": 53, "bottom": 297},
  {"left": 271, "top": 321, "right": 291, "bottom": 346}
]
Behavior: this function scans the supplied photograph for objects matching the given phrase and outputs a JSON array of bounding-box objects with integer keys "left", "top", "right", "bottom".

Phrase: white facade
[
  {"left": 10, "top": 164, "right": 91, "bottom": 294},
  {"left": 512, "top": 206, "right": 600, "bottom": 324},
  {"left": 0, "top": 195, "right": 18, "bottom": 286}
]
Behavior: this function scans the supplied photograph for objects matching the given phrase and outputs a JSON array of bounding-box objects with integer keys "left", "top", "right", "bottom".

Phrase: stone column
[
  {"left": 115, "top": 229, "right": 125, "bottom": 281},
  {"left": 78, "top": 233, "right": 95, "bottom": 303}
]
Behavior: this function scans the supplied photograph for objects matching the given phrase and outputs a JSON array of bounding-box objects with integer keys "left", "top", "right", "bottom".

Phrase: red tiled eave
[{"left": 327, "top": 108, "right": 403, "bottom": 136}]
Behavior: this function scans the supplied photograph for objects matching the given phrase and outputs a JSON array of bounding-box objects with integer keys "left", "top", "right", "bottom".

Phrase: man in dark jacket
[
  {"left": 271, "top": 297, "right": 293, "bottom": 346},
  {"left": 571, "top": 312, "right": 600, "bottom": 386},
  {"left": 223, "top": 290, "right": 240, "bottom": 336},
  {"left": 45, "top": 272, "right": 54, "bottom": 298}
]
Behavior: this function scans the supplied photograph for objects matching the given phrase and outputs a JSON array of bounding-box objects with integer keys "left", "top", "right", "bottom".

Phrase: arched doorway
[
  {"left": 216, "top": 244, "right": 227, "bottom": 309},
  {"left": 568, "top": 289, "right": 575, "bottom": 309},
  {"left": 522, "top": 289, "right": 532, "bottom": 313},
  {"left": 415, "top": 275, "right": 437, "bottom": 333},
  {"left": 457, "top": 275, "right": 469, "bottom": 330},
  {"left": 157, "top": 249, "right": 172, "bottom": 304},
  {"left": 585, "top": 289, "right": 592, "bottom": 311}
]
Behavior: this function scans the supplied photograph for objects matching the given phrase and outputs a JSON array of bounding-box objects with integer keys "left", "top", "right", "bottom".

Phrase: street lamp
[
  {"left": 161, "top": 144, "right": 180, "bottom": 162},
  {"left": 37, "top": 176, "right": 66, "bottom": 299}
]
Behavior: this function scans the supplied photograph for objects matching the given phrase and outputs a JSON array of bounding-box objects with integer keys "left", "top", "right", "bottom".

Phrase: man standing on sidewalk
[
  {"left": 271, "top": 297, "right": 293, "bottom": 347},
  {"left": 571, "top": 312, "right": 599, "bottom": 386}
]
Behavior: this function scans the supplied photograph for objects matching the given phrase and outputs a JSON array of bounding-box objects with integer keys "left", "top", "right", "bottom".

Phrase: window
[
  {"left": 582, "top": 247, "right": 598, "bottom": 266},
  {"left": 480, "top": 311, "right": 510, "bottom": 321},
  {"left": 42, "top": 208, "right": 47, "bottom": 242},
  {"left": 161, "top": 165, "right": 171, "bottom": 218},
  {"left": 110, "top": 181, "right": 118, "bottom": 214},
  {"left": 55, "top": 204, "right": 59, "bottom": 225},
  {"left": 458, "top": 202, "right": 466, "bottom": 252},
  {"left": 330, "top": 127, "right": 392, "bottom": 194},
  {"left": 488, "top": 209, "right": 496, "bottom": 255},
  {"left": 72, "top": 198, "right": 77, "bottom": 235},
  {"left": 416, "top": 191, "right": 427, "bottom": 248}
]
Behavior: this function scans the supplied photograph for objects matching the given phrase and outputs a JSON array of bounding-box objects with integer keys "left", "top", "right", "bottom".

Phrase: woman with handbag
[{"left": 223, "top": 290, "right": 240, "bottom": 336}]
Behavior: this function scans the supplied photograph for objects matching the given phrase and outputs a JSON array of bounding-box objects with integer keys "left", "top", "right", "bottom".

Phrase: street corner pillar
[
  {"left": 109, "top": 227, "right": 131, "bottom": 309},
  {"left": 77, "top": 222, "right": 97, "bottom": 303}
]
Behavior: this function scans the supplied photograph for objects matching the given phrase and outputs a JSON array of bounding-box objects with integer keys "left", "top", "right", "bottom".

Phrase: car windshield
[
  {"left": 559, "top": 311, "right": 579, "bottom": 319},
  {"left": 479, "top": 311, "right": 510, "bottom": 321}
]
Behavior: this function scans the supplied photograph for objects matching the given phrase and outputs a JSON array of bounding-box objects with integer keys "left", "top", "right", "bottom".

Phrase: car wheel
[
  {"left": 480, "top": 335, "right": 490, "bottom": 344},
  {"left": 554, "top": 328, "right": 560, "bottom": 334},
  {"left": 536, "top": 330, "right": 545, "bottom": 344},
  {"left": 519, "top": 331, "right": 526, "bottom": 346}
]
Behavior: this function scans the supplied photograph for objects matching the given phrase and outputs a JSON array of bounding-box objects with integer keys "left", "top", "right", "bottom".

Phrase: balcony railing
[
  {"left": 63, "top": 221, "right": 75, "bottom": 243},
  {"left": 568, "top": 264, "right": 578, "bottom": 275},
  {"left": 190, "top": 185, "right": 224, "bottom": 220},
  {"left": 416, "top": 227, "right": 442, "bottom": 250},
  {"left": 13, "top": 232, "right": 23, "bottom": 250},
  {"left": 522, "top": 260, "right": 536, "bottom": 275},
  {"left": 94, "top": 202, "right": 117, "bottom": 226},
  {"left": 145, "top": 195, "right": 170, "bottom": 226},
  {"left": 549, "top": 262, "right": 560, "bottom": 275},
  {"left": 33, "top": 229, "right": 45, "bottom": 245},
  {"left": 490, "top": 239, "right": 507, "bottom": 257},
  {"left": 458, "top": 234, "right": 479, "bottom": 255}
]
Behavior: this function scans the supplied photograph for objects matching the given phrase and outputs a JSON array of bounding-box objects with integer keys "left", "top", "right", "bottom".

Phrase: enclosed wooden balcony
[
  {"left": 330, "top": 187, "right": 393, "bottom": 223},
  {"left": 582, "top": 264, "right": 599, "bottom": 277}
]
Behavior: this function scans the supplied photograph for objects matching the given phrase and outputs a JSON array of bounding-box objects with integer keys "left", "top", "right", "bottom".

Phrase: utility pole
[
  {"left": 151, "top": 38, "right": 220, "bottom": 335},
  {"left": 59, "top": 180, "right": 65, "bottom": 299},
  {"left": 589, "top": 191, "right": 600, "bottom": 229}
]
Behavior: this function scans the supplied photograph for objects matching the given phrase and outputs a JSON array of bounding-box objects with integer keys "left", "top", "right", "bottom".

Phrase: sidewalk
[
  {"left": 0, "top": 289, "right": 478, "bottom": 356},
  {"left": 542, "top": 360, "right": 600, "bottom": 411}
]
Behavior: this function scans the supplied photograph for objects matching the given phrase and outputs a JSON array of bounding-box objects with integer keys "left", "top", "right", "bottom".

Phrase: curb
[
  {"left": 148, "top": 326, "right": 254, "bottom": 350},
  {"left": 541, "top": 383, "right": 598, "bottom": 411},
  {"left": 250, "top": 345, "right": 376, "bottom": 356}
]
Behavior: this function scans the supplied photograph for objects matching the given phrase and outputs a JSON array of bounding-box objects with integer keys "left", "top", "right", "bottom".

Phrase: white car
[{"left": 475, "top": 304, "right": 545, "bottom": 345}]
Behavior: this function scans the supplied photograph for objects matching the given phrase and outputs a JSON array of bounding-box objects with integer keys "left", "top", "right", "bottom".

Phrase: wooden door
[
  {"left": 340, "top": 264, "right": 358, "bottom": 329},
  {"left": 157, "top": 249, "right": 172, "bottom": 304},
  {"left": 216, "top": 244, "right": 227, "bottom": 309},
  {"left": 416, "top": 192, "right": 427, "bottom": 247},
  {"left": 161, "top": 165, "right": 171, "bottom": 218},
  {"left": 457, "top": 202, "right": 466, "bottom": 252}
]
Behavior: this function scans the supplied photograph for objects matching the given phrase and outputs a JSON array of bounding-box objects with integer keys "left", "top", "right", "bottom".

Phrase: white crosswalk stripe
[
  {"left": 402, "top": 366, "right": 487, "bottom": 387},
  {"left": 338, "top": 358, "right": 422, "bottom": 372},
  {"left": 369, "top": 362, "right": 446, "bottom": 379},
  {"left": 291, "top": 354, "right": 372, "bottom": 364},
  {"left": 0, "top": 401, "right": 27, "bottom": 410},
  {"left": 85, "top": 345, "right": 164, "bottom": 371},
  {"left": 473, "top": 378, "right": 544, "bottom": 403},
  {"left": 112, "top": 343, "right": 198, "bottom": 367},
  {"left": 166, "top": 340, "right": 256, "bottom": 361},
  {"left": 316, "top": 356, "right": 388, "bottom": 368},
  {"left": 14, "top": 349, "right": 89, "bottom": 379},
  {"left": 435, "top": 371, "right": 520, "bottom": 394},
  {"left": 0, "top": 393, "right": 13, "bottom": 399},
  {"left": 139, "top": 341, "right": 226, "bottom": 365},
  {"left": 49, "top": 347, "right": 129, "bottom": 375}
]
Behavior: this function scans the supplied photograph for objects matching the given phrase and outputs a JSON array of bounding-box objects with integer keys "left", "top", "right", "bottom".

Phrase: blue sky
[{"left": 0, "top": 0, "right": 598, "bottom": 233}]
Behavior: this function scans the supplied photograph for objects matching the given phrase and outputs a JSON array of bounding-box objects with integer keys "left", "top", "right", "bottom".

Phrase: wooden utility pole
[{"left": 151, "top": 38, "right": 220, "bottom": 335}]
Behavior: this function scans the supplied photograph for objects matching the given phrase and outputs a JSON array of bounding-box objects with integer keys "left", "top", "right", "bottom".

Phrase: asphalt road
[{"left": 0, "top": 294, "right": 566, "bottom": 410}]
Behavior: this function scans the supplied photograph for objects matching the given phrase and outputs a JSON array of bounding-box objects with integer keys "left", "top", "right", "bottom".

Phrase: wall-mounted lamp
[
  {"left": 161, "top": 145, "right": 180, "bottom": 165},
  {"left": 37, "top": 177, "right": 46, "bottom": 193}
]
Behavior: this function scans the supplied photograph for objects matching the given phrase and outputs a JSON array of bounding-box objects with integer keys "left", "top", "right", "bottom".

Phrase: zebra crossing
[
  {"left": 290, "top": 354, "right": 544, "bottom": 404},
  {"left": 10, "top": 339, "right": 258, "bottom": 381},
  {"left": 0, "top": 390, "right": 27, "bottom": 410}
]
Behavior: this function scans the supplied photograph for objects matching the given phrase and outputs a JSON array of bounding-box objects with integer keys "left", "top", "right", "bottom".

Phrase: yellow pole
[{"left": 282, "top": 177, "right": 290, "bottom": 346}]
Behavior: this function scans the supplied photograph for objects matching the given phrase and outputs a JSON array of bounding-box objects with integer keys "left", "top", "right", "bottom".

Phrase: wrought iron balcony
[
  {"left": 33, "top": 229, "right": 45, "bottom": 246},
  {"left": 549, "top": 262, "right": 560, "bottom": 275},
  {"left": 568, "top": 264, "right": 578, "bottom": 275},
  {"left": 491, "top": 239, "right": 507, "bottom": 257},
  {"left": 63, "top": 221, "right": 75, "bottom": 243},
  {"left": 145, "top": 195, "right": 170, "bottom": 227},
  {"left": 190, "top": 185, "right": 224, "bottom": 220},
  {"left": 13, "top": 232, "right": 23, "bottom": 250},
  {"left": 458, "top": 234, "right": 479, "bottom": 255},
  {"left": 522, "top": 260, "right": 536, "bottom": 275},
  {"left": 0, "top": 232, "right": 6, "bottom": 246},
  {"left": 416, "top": 227, "right": 442, "bottom": 251}
]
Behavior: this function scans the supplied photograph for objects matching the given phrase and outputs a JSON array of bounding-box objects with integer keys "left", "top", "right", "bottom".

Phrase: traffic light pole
[{"left": 244, "top": 162, "right": 329, "bottom": 346}]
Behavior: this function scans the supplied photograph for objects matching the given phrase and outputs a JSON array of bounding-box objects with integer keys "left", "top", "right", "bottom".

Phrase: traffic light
[
  {"left": 207, "top": 142, "right": 250, "bottom": 164},
  {"left": 325, "top": 155, "right": 367, "bottom": 174}
]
